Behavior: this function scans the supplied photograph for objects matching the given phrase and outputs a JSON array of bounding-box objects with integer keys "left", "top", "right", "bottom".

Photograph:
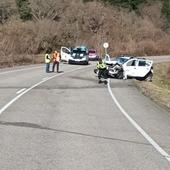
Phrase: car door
[
  {"left": 123, "top": 59, "right": 137, "bottom": 77},
  {"left": 104, "top": 54, "right": 110, "bottom": 61},
  {"left": 60, "top": 47, "right": 71, "bottom": 62},
  {"left": 135, "top": 60, "right": 152, "bottom": 77},
  {"left": 104, "top": 54, "right": 113, "bottom": 64}
]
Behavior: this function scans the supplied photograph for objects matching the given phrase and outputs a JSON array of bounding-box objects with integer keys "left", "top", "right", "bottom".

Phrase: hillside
[
  {"left": 0, "top": 0, "right": 18, "bottom": 23},
  {"left": 0, "top": 0, "right": 170, "bottom": 66}
]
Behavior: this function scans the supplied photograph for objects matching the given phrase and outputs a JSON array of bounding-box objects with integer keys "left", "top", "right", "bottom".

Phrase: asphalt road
[{"left": 0, "top": 61, "right": 170, "bottom": 170}]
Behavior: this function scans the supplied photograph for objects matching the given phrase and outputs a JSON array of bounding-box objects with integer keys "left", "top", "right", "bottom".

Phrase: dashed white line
[
  {"left": 16, "top": 88, "right": 26, "bottom": 94},
  {"left": 0, "top": 65, "right": 92, "bottom": 115},
  {"left": 107, "top": 78, "right": 170, "bottom": 162}
]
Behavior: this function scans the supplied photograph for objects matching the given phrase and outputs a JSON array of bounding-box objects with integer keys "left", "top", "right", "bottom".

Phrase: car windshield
[
  {"left": 72, "top": 49, "right": 87, "bottom": 59},
  {"left": 89, "top": 50, "right": 96, "bottom": 54},
  {"left": 116, "top": 57, "right": 129, "bottom": 64}
]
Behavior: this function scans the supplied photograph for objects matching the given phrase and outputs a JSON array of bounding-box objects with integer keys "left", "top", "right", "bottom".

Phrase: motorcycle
[
  {"left": 107, "top": 63, "right": 124, "bottom": 79},
  {"left": 94, "top": 63, "right": 124, "bottom": 79},
  {"left": 94, "top": 67, "right": 108, "bottom": 84}
]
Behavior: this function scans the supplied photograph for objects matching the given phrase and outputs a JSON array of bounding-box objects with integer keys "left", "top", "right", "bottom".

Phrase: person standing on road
[
  {"left": 45, "top": 49, "right": 51, "bottom": 73},
  {"left": 52, "top": 50, "right": 60, "bottom": 72},
  {"left": 96, "top": 58, "right": 107, "bottom": 83}
]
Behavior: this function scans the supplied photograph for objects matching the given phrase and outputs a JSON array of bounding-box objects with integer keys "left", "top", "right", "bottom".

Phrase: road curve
[{"left": 0, "top": 62, "right": 170, "bottom": 170}]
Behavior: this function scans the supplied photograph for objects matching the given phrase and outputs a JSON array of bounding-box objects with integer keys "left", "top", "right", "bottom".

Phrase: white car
[
  {"left": 107, "top": 57, "right": 153, "bottom": 81},
  {"left": 68, "top": 46, "right": 89, "bottom": 65},
  {"left": 60, "top": 46, "right": 89, "bottom": 65},
  {"left": 122, "top": 58, "right": 153, "bottom": 81}
]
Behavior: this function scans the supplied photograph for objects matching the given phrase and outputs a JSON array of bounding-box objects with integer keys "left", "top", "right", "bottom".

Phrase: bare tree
[{"left": 29, "top": 0, "right": 68, "bottom": 21}]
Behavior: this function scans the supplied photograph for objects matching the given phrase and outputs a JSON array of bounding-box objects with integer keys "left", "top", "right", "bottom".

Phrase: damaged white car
[
  {"left": 103, "top": 54, "right": 134, "bottom": 65},
  {"left": 123, "top": 58, "right": 153, "bottom": 81},
  {"left": 108, "top": 58, "right": 153, "bottom": 81}
]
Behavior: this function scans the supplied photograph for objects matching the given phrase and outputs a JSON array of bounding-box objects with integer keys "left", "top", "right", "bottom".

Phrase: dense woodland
[{"left": 0, "top": 0, "right": 170, "bottom": 65}]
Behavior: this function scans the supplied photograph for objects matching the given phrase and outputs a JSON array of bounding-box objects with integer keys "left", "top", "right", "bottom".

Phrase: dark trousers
[
  {"left": 98, "top": 68, "right": 107, "bottom": 79},
  {"left": 52, "top": 61, "right": 59, "bottom": 72}
]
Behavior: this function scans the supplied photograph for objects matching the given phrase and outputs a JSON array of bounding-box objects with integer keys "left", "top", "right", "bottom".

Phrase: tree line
[
  {"left": 0, "top": 0, "right": 170, "bottom": 23},
  {"left": 86, "top": 0, "right": 170, "bottom": 23}
]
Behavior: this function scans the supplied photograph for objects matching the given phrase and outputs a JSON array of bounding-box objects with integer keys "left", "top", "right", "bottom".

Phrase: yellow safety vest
[
  {"left": 45, "top": 54, "right": 51, "bottom": 63},
  {"left": 97, "top": 62, "right": 106, "bottom": 69},
  {"left": 52, "top": 52, "right": 60, "bottom": 62}
]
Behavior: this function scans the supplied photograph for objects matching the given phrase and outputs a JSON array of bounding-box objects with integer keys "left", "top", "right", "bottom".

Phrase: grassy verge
[
  {"left": 135, "top": 62, "right": 170, "bottom": 110},
  {"left": 0, "top": 54, "right": 44, "bottom": 69}
]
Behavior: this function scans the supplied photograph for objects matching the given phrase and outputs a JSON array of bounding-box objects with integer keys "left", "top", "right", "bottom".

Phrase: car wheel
[
  {"left": 68, "top": 60, "right": 72, "bottom": 64},
  {"left": 145, "top": 72, "right": 153, "bottom": 82},
  {"left": 104, "top": 80, "right": 108, "bottom": 85},
  {"left": 94, "top": 68, "right": 98, "bottom": 74}
]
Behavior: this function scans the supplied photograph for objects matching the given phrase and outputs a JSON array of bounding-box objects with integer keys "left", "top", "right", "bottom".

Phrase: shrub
[
  {"left": 162, "top": 0, "right": 170, "bottom": 23},
  {"left": 84, "top": 0, "right": 146, "bottom": 10},
  {"left": 16, "top": 0, "right": 32, "bottom": 20}
]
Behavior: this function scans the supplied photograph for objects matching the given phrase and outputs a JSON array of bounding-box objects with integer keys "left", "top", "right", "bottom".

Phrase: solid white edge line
[
  {"left": 107, "top": 78, "right": 170, "bottom": 162},
  {"left": 16, "top": 88, "right": 26, "bottom": 94},
  {"left": 0, "top": 65, "right": 92, "bottom": 115},
  {"left": 43, "top": 77, "right": 49, "bottom": 81}
]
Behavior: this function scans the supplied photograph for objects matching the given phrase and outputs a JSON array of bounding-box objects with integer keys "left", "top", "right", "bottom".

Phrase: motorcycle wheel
[
  {"left": 104, "top": 80, "right": 108, "bottom": 85},
  {"left": 117, "top": 70, "right": 124, "bottom": 79}
]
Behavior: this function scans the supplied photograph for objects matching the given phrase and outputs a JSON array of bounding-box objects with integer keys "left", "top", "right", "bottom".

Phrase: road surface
[{"left": 0, "top": 61, "right": 170, "bottom": 170}]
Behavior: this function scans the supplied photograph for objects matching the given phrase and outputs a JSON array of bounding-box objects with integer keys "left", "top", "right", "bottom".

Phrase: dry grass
[
  {"left": 0, "top": 54, "right": 44, "bottom": 68},
  {"left": 0, "top": 0, "right": 17, "bottom": 9},
  {"left": 135, "top": 62, "right": 170, "bottom": 110}
]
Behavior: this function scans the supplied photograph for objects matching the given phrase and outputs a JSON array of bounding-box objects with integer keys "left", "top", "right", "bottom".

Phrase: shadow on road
[{"left": 0, "top": 120, "right": 151, "bottom": 147}]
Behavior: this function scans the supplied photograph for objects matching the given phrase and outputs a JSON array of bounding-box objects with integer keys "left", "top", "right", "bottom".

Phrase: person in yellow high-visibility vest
[
  {"left": 45, "top": 49, "right": 51, "bottom": 73},
  {"left": 96, "top": 58, "right": 107, "bottom": 83}
]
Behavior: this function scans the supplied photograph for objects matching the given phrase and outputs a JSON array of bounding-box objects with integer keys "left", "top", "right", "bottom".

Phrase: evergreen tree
[
  {"left": 83, "top": 0, "right": 146, "bottom": 10},
  {"left": 162, "top": 0, "right": 170, "bottom": 22},
  {"left": 103, "top": 0, "right": 145, "bottom": 10},
  {"left": 16, "top": 0, "right": 32, "bottom": 21}
]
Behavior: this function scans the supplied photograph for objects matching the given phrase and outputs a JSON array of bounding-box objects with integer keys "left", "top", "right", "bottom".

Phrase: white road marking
[
  {"left": 42, "top": 77, "right": 49, "bottom": 81},
  {"left": 0, "top": 65, "right": 92, "bottom": 115},
  {"left": 107, "top": 78, "right": 170, "bottom": 162},
  {"left": 0, "top": 66, "right": 43, "bottom": 75},
  {"left": 16, "top": 88, "right": 26, "bottom": 94}
]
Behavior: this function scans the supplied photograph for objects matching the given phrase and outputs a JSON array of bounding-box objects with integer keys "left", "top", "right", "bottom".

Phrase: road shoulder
[{"left": 134, "top": 62, "right": 170, "bottom": 111}]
